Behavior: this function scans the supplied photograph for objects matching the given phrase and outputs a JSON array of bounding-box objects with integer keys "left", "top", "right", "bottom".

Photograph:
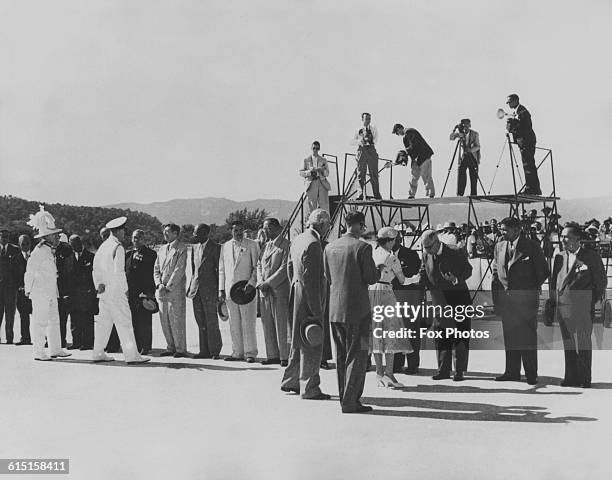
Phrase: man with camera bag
[{"left": 450, "top": 118, "right": 481, "bottom": 196}]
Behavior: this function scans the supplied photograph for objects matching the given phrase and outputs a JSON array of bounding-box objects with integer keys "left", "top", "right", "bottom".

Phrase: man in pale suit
[
  {"left": 281, "top": 209, "right": 331, "bottom": 400},
  {"left": 324, "top": 210, "right": 380, "bottom": 413},
  {"left": 219, "top": 221, "right": 260, "bottom": 362},
  {"left": 187, "top": 223, "right": 222, "bottom": 359},
  {"left": 257, "top": 218, "right": 291, "bottom": 366},
  {"left": 299, "top": 141, "right": 331, "bottom": 214},
  {"left": 449, "top": 118, "right": 481, "bottom": 196},
  {"left": 154, "top": 223, "right": 188, "bottom": 357}
]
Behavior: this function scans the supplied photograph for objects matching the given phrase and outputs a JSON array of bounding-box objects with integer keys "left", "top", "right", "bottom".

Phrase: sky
[{"left": 1, "top": 0, "right": 611, "bottom": 206}]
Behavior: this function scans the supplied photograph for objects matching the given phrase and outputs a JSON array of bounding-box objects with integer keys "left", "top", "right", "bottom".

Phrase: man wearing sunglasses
[{"left": 299, "top": 140, "right": 331, "bottom": 215}]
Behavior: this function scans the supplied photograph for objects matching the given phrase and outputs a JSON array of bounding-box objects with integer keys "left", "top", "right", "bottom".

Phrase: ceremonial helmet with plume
[{"left": 27, "top": 206, "right": 62, "bottom": 239}]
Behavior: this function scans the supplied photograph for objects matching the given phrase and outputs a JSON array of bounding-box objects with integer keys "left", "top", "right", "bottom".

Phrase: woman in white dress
[{"left": 369, "top": 227, "right": 413, "bottom": 388}]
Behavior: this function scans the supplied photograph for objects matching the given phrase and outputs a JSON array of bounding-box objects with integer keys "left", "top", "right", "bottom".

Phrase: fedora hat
[
  {"left": 138, "top": 294, "right": 159, "bottom": 313},
  {"left": 217, "top": 301, "right": 229, "bottom": 321},
  {"left": 230, "top": 280, "right": 257, "bottom": 305},
  {"left": 300, "top": 317, "right": 323, "bottom": 347}
]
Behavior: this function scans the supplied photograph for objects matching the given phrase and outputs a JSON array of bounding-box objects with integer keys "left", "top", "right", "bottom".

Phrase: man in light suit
[
  {"left": 154, "top": 223, "right": 188, "bottom": 358},
  {"left": 450, "top": 118, "right": 481, "bottom": 196},
  {"left": 281, "top": 209, "right": 331, "bottom": 400},
  {"left": 257, "top": 217, "right": 291, "bottom": 366},
  {"left": 550, "top": 223, "right": 606, "bottom": 388},
  {"left": 187, "top": 223, "right": 222, "bottom": 359},
  {"left": 492, "top": 216, "right": 549, "bottom": 385},
  {"left": 219, "top": 220, "right": 260, "bottom": 362},
  {"left": 299, "top": 141, "right": 331, "bottom": 215},
  {"left": 324, "top": 211, "right": 380, "bottom": 413}
]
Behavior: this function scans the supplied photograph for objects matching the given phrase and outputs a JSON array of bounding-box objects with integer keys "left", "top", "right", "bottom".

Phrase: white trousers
[
  {"left": 227, "top": 297, "right": 258, "bottom": 358},
  {"left": 409, "top": 157, "right": 435, "bottom": 197},
  {"left": 31, "top": 296, "right": 62, "bottom": 358},
  {"left": 93, "top": 294, "right": 141, "bottom": 362}
]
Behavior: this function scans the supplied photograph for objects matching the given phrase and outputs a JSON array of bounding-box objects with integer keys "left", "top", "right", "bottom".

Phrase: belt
[{"left": 377, "top": 281, "right": 391, "bottom": 285}]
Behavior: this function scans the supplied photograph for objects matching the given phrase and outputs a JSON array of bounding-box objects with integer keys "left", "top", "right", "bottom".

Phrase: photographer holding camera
[{"left": 449, "top": 118, "right": 480, "bottom": 196}]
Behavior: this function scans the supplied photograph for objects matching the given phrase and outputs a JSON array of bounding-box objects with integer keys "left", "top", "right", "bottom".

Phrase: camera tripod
[{"left": 440, "top": 138, "right": 487, "bottom": 197}]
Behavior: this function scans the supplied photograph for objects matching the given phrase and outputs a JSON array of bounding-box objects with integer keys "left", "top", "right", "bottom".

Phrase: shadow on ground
[{"left": 55, "top": 358, "right": 276, "bottom": 372}]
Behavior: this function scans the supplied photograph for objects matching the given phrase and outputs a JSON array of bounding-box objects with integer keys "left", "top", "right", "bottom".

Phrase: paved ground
[{"left": 1, "top": 314, "right": 611, "bottom": 480}]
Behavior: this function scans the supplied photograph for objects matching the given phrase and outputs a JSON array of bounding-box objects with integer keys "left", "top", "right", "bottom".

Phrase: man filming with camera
[{"left": 449, "top": 118, "right": 481, "bottom": 196}]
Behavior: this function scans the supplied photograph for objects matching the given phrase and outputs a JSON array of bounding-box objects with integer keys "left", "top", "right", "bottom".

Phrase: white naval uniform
[
  {"left": 92, "top": 234, "right": 142, "bottom": 362},
  {"left": 23, "top": 242, "right": 64, "bottom": 359}
]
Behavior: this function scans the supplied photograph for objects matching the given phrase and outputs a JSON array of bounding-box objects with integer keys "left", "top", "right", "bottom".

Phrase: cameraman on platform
[{"left": 449, "top": 118, "right": 480, "bottom": 197}]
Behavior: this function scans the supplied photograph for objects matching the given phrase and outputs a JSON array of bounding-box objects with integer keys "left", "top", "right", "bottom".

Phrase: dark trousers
[
  {"left": 58, "top": 298, "right": 69, "bottom": 348},
  {"left": 71, "top": 311, "right": 94, "bottom": 349},
  {"left": 331, "top": 318, "right": 369, "bottom": 409},
  {"left": 356, "top": 145, "right": 380, "bottom": 198},
  {"left": 435, "top": 317, "right": 471, "bottom": 375},
  {"left": 457, "top": 154, "right": 479, "bottom": 196},
  {"left": 106, "top": 325, "right": 121, "bottom": 352},
  {"left": 322, "top": 303, "right": 332, "bottom": 362},
  {"left": 192, "top": 293, "right": 222, "bottom": 357},
  {"left": 559, "top": 317, "right": 593, "bottom": 384},
  {"left": 393, "top": 289, "right": 426, "bottom": 373},
  {"left": 500, "top": 294, "right": 538, "bottom": 380},
  {"left": 519, "top": 145, "right": 541, "bottom": 194},
  {"left": 130, "top": 305, "right": 152, "bottom": 353},
  {"left": 18, "top": 311, "right": 30, "bottom": 343},
  {"left": 0, "top": 286, "right": 16, "bottom": 343}
]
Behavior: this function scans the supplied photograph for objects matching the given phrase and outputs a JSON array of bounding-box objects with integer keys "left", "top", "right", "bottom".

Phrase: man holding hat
[
  {"left": 280, "top": 208, "right": 331, "bottom": 400},
  {"left": 92, "top": 216, "right": 149, "bottom": 364},
  {"left": 23, "top": 207, "right": 71, "bottom": 360},
  {"left": 219, "top": 221, "right": 260, "bottom": 362}
]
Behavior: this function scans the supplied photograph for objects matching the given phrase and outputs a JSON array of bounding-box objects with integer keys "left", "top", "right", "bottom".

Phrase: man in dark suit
[
  {"left": 126, "top": 229, "right": 157, "bottom": 355},
  {"left": 492, "top": 216, "right": 549, "bottom": 385},
  {"left": 14, "top": 235, "right": 32, "bottom": 345},
  {"left": 391, "top": 231, "right": 424, "bottom": 374},
  {"left": 281, "top": 209, "right": 331, "bottom": 400},
  {"left": 419, "top": 229, "right": 473, "bottom": 381},
  {"left": 324, "top": 211, "right": 380, "bottom": 413},
  {"left": 0, "top": 229, "right": 19, "bottom": 344},
  {"left": 68, "top": 235, "right": 97, "bottom": 350},
  {"left": 187, "top": 224, "right": 222, "bottom": 359},
  {"left": 392, "top": 123, "right": 435, "bottom": 198},
  {"left": 550, "top": 224, "right": 606, "bottom": 388},
  {"left": 55, "top": 236, "right": 73, "bottom": 348},
  {"left": 506, "top": 94, "right": 541, "bottom": 195}
]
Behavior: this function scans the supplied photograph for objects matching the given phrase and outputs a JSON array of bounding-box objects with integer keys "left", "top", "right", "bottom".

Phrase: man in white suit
[
  {"left": 92, "top": 216, "right": 149, "bottom": 364},
  {"left": 257, "top": 217, "right": 291, "bottom": 366},
  {"left": 219, "top": 221, "right": 260, "bottom": 362},
  {"left": 154, "top": 223, "right": 188, "bottom": 358},
  {"left": 299, "top": 141, "right": 331, "bottom": 214}
]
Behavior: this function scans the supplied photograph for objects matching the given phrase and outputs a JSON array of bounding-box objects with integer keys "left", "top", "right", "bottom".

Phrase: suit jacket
[
  {"left": 187, "top": 240, "right": 220, "bottom": 301},
  {"left": 299, "top": 155, "right": 331, "bottom": 192},
  {"left": 68, "top": 249, "right": 97, "bottom": 312},
  {"left": 492, "top": 235, "right": 549, "bottom": 292},
  {"left": 419, "top": 243, "right": 472, "bottom": 307},
  {"left": 154, "top": 240, "right": 187, "bottom": 299},
  {"left": 126, "top": 246, "right": 157, "bottom": 301},
  {"left": 55, "top": 242, "right": 74, "bottom": 298},
  {"left": 450, "top": 129, "right": 481, "bottom": 164},
  {"left": 402, "top": 128, "right": 434, "bottom": 166},
  {"left": 0, "top": 243, "right": 20, "bottom": 288},
  {"left": 550, "top": 248, "right": 607, "bottom": 331},
  {"left": 288, "top": 228, "right": 325, "bottom": 320},
  {"left": 219, "top": 238, "right": 260, "bottom": 293},
  {"left": 324, "top": 233, "right": 380, "bottom": 324},
  {"left": 13, "top": 249, "right": 31, "bottom": 312},
  {"left": 507, "top": 104, "right": 536, "bottom": 148},
  {"left": 257, "top": 235, "right": 290, "bottom": 298}
]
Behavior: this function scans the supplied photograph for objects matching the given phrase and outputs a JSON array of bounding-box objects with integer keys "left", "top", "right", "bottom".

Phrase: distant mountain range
[{"left": 107, "top": 195, "right": 611, "bottom": 227}]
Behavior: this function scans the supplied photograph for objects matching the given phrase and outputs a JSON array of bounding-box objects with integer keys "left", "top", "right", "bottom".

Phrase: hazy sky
[{"left": 1, "top": 0, "right": 611, "bottom": 206}]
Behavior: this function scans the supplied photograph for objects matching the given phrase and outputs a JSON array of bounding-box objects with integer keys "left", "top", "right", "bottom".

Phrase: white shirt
[
  {"left": 568, "top": 247, "right": 581, "bottom": 271},
  {"left": 352, "top": 124, "right": 379, "bottom": 146}
]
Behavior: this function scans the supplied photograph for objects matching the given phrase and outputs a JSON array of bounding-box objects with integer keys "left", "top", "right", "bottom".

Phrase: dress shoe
[
  {"left": 5, "top": 340, "right": 13, "bottom": 345},
  {"left": 356, "top": 194, "right": 364, "bottom": 201},
  {"left": 320, "top": 361, "right": 330, "bottom": 370},
  {"left": 281, "top": 386, "right": 299, "bottom": 394},
  {"left": 211, "top": 355, "right": 221, "bottom": 360},
  {"left": 432, "top": 373, "right": 451, "bottom": 380},
  {"left": 403, "top": 366, "right": 419, "bottom": 375},
  {"left": 193, "top": 353, "right": 211, "bottom": 359},
  {"left": 159, "top": 350, "right": 175, "bottom": 357},
  {"left": 526, "top": 377, "right": 538, "bottom": 386},
  {"left": 342, "top": 404, "right": 373, "bottom": 414},
  {"left": 80, "top": 345, "right": 93, "bottom": 351},
  {"left": 303, "top": 392, "right": 331, "bottom": 400},
  {"left": 246, "top": 357, "right": 255, "bottom": 363},
  {"left": 453, "top": 372, "right": 465, "bottom": 382},
  {"left": 67, "top": 345, "right": 80, "bottom": 350},
  {"left": 495, "top": 373, "right": 521, "bottom": 382},
  {"left": 51, "top": 352, "right": 72, "bottom": 358},
  {"left": 15, "top": 340, "right": 32, "bottom": 346},
  {"left": 261, "top": 358, "right": 280, "bottom": 365},
  {"left": 280, "top": 360, "right": 288, "bottom": 367},
  {"left": 173, "top": 352, "right": 187, "bottom": 358},
  {"left": 560, "top": 379, "right": 581, "bottom": 387},
  {"left": 34, "top": 355, "right": 53, "bottom": 361},
  {"left": 141, "top": 349, "right": 150, "bottom": 355},
  {"left": 92, "top": 355, "right": 115, "bottom": 363},
  {"left": 127, "top": 357, "right": 151, "bottom": 365},
  {"left": 224, "top": 356, "right": 243, "bottom": 361},
  {"left": 582, "top": 382, "right": 591, "bottom": 388}
]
